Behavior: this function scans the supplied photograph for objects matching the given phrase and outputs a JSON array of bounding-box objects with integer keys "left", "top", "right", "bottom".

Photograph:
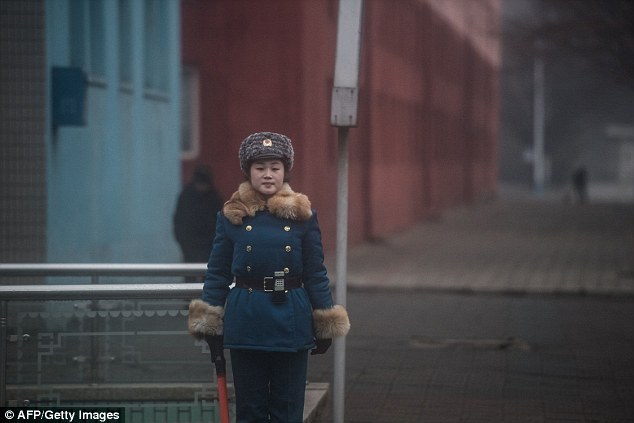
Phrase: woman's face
[{"left": 249, "top": 159, "right": 285, "bottom": 198}]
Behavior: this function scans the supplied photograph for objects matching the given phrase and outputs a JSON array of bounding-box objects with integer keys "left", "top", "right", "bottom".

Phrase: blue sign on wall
[{"left": 52, "top": 67, "right": 86, "bottom": 127}]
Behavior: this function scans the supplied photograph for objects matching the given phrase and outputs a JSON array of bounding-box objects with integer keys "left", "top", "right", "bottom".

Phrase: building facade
[
  {"left": 1, "top": 0, "right": 47, "bottom": 264},
  {"left": 1, "top": 0, "right": 182, "bottom": 264},
  {"left": 1, "top": 0, "right": 501, "bottom": 265},
  {"left": 181, "top": 0, "right": 501, "bottom": 250}
]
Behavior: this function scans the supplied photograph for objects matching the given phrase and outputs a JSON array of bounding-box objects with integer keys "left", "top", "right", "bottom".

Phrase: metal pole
[
  {"left": 533, "top": 55, "right": 545, "bottom": 195},
  {"left": 0, "top": 300, "right": 7, "bottom": 406},
  {"left": 330, "top": 1, "right": 362, "bottom": 420},
  {"left": 0, "top": 263, "right": 206, "bottom": 277},
  {"left": 334, "top": 126, "right": 349, "bottom": 423},
  {"left": 335, "top": 128, "right": 350, "bottom": 313},
  {"left": 0, "top": 283, "right": 203, "bottom": 301}
]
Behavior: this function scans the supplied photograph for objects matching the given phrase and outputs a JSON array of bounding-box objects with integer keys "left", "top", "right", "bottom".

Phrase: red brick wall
[{"left": 181, "top": 0, "right": 500, "bottom": 250}]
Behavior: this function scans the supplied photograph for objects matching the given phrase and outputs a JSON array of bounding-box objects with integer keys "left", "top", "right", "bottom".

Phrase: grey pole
[
  {"left": 330, "top": 1, "right": 363, "bottom": 422},
  {"left": 533, "top": 54, "right": 545, "bottom": 195},
  {"left": 0, "top": 301, "right": 7, "bottom": 406},
  {"left": 334, "top": 126, "right": 349, "bottom": 423}
]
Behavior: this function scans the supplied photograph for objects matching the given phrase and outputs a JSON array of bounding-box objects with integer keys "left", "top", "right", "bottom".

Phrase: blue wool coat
[{"left": 202, "top": 184, "right": 334, "bottom": 352}]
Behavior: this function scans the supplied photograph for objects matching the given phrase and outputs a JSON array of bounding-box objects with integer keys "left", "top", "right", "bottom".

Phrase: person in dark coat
[
  {"left": 188, "top": 132, "right": 350, "bottom": 423},
  {"left": 173, "top": 165, "right": 224, "bottom": 263},
  {"left": 572, "top": 166, "right": 588, "bottom": 204}
]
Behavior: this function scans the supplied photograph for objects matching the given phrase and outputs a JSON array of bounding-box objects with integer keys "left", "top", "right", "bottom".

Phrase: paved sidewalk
[
  {"left": 308, "top": 187, "right": 634, "bottom": 423},
  {"left": 340, "top": 186, "right": 634, "bottom": 295}
]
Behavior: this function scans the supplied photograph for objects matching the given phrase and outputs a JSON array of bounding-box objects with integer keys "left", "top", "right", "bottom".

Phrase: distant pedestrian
[
  {"left": 188, "top": 131, "right": 350, "bottom": 423},
  {"left": 572, "top": 166, "right": 588, "bottom": 204},
  {"left": 173, "top": 165, "right": 224, "bottom": 263}
]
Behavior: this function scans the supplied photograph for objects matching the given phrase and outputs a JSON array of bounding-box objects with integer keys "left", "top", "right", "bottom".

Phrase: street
[
  {"left": 308, "top": 290, "right": 634, "bottom": 422},
  {"left": 308, "top": 187, "right": 634, "bottom": 422}
]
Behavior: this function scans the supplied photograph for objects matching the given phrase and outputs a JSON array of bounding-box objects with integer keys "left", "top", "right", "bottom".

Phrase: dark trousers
[{"left": 230, "top": 349, "right": 309, "bottom": 423}]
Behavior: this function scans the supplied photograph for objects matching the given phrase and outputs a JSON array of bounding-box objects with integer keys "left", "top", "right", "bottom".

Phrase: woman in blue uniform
[{"left": 188, "top": 132, "right": 350, "bottom": 423}]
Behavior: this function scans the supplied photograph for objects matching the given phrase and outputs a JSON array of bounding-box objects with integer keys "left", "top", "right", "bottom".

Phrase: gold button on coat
[
  {"left": 284, "top": 226, "right": 291, "bottom": 232},
  {"left": 246, "top": 245, "right": 252, "bottom": 252},
  {"left": 245, "top": 225, "right": 252, "bottom": 231},
  {"left": 285, "top": 246, "right": 292, "bottom": 252},
  {"left": 283, "top": 267, "right": 290, "bottom": 273}
]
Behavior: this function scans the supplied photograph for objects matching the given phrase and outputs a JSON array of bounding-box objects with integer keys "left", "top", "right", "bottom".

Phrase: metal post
[
  {"left": 336, "top": 128, "right": 349, "bottom": 309},
  {"left": 90, "top": 273, "right": 99, "bottom": 384},
  {"left": 330, "top": 1, "right": 363, "bottom": 422},
  {"left": 533, "top": 55, "right": 545, "bottom": 195},
  {"left": 1, "top": 300, "right": 7, "bottom": 406},
  {"left": 334, "top": 127, "right": 349, "bottom": 423}
]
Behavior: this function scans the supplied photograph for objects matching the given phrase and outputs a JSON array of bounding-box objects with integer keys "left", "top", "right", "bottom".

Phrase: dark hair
[{"left": 193, "top": 165, "right": 212, "bottom": 184}]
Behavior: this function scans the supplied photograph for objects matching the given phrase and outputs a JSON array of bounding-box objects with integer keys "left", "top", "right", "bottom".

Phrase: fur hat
[{"left": 239, "top": 132, "right": 294, "bottom": 174}]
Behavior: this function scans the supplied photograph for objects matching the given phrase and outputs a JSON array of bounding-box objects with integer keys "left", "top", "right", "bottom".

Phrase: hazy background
[{"left": 499, "top": 0, "right": 634, "bottom": 197}]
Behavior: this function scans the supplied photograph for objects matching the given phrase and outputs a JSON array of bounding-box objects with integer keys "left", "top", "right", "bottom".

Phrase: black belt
[{"left": 234, "top": 276, "right": 303, "bottom": 291}]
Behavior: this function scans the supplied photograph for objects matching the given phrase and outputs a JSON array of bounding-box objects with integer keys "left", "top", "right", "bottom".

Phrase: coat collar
[{"left": 223, "top": 181, "right": 312, "bottom": 225}]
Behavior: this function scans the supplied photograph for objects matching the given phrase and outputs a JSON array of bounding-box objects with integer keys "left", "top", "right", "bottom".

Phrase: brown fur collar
[{"left": 223, "top": 181, "right": 312, "bottom": 225}]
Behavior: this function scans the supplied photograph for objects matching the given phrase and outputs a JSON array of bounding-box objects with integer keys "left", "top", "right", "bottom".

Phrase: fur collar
[{"left": 223, "top": 181, "right": 312, "bottom": 225}]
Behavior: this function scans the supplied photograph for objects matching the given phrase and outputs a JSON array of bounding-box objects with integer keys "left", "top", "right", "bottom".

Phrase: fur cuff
[
  {"left": 188, "top": 299, "right": 224, "bottom": 339},
  {"left": 313, "top": 305, "right": 350, "bottom": 339}
]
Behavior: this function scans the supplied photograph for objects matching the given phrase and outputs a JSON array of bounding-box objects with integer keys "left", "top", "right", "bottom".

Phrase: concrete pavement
[
  {"left": 340, "top": 186, "right": 634, "bottom": 296},
  {"left": 307, "top": 186, "right": 634, "bottom": 423}
]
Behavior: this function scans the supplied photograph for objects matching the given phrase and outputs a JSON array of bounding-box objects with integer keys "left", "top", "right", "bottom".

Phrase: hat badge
[{"left": 262, "top": 138, "right": 273, "bottom": 147}]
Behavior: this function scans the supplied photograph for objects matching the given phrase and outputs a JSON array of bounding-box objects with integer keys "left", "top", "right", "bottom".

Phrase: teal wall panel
[{"left": 46, "top": 0, "right": 181, "bottom": 264}]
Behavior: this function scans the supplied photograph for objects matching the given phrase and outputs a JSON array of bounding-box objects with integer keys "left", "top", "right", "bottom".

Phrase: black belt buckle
[{"left": 271, "top": 271, "right": 286, "bottom": 304}]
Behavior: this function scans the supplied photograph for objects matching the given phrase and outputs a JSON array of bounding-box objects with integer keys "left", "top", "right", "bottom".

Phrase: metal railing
[
  {"left": 0, "top": 263, "right": 207, "bottom": 407},
  {"left": 0, "top": 263, "right": 206, "bottom": 282}
]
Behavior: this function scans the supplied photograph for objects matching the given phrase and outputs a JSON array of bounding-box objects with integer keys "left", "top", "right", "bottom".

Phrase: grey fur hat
[{"left": 239, "top": 132, "right": 294, "bottom": 174}]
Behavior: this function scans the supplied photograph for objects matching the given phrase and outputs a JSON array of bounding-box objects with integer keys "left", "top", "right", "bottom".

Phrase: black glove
[
  {"left": 311, "top": 338, "right": 332, "bottom": 355},
  {"left": 205, "top": 335, "right": 224, "bottom": 363}
]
